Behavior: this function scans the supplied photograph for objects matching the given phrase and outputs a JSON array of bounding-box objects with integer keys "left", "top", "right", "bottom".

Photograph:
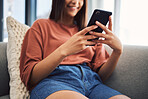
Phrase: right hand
[{"left": 59, "top": 25, "right": 98, "bottom": 56}]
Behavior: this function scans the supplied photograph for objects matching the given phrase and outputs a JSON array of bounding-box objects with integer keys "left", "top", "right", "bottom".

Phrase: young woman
[{"left": 20, "top": 0, "right": 130, "bottom": 99}]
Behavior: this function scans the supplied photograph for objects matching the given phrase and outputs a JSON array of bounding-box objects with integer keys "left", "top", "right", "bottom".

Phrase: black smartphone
[{"left": 86, "top": 9, "right": 112, "bottom": 38}]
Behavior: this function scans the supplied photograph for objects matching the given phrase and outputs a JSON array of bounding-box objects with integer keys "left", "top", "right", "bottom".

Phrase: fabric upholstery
[
  {"left": 0, "top": 95, "right": 10, "bottom": 99},
  {"left": 104, "top": 45, "right": 148, "bottom": 99},
  {"left": 0, "top": 42, "right": 9, "bottom": 96}
]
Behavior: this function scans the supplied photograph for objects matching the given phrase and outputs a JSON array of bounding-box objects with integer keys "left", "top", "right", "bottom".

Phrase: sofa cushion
[
  {"left": 0, "top": 43, "right": 9, "bottom": 96},
  {"left": 104, "top": 45, "right": 148, "bottom": 99},
  {"left": 0, "top": 95, "right": 10, "bottom": 99},
  {"left": 6, "top": 16, "right": 30, "bottom": 99}
]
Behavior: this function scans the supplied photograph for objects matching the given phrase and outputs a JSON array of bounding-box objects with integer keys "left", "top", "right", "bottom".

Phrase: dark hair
[{"left": 49, "top": 0, "right": 87, "bottom": 30}]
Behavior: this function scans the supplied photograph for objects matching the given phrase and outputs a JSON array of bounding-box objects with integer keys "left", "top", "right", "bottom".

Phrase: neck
[{"left": 58, "top": 15, "right": 75, "bottom": 26}]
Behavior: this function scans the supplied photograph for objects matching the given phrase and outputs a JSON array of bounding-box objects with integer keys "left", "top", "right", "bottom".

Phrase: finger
[
  {"left": 84, "top": 35, "right": 98, "bottom": 40},
  {"left": 80, "top": 25, "right": 98, "bottom": 35},
  {"left": 91, "top": 39, "right": 100, "bottom": 43},
  {"left": 108, "top": 16, "right": 112, "bottom": 31},
  {"left": 89, "top": 32, "right": 110, "bottom": 39},
  {"left": 84, "top": 46, "right": 90, "bottom": 49},
  {"left": 95, "top": 21, "right": 111, "bottom": 34},
  {"left": 85, "top": 41, "right": 97, "bottom": 46},
  {"left": 97, "top": 39, "right": 108, "bottom": 44}
]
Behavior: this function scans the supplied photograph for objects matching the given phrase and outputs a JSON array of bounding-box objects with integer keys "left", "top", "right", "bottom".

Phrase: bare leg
[
  {"left": 109, "top": 95, "right": 131, "bottom": 99},
  {"left": 46, "top": 90, "right": 88, "bottom": 99}
]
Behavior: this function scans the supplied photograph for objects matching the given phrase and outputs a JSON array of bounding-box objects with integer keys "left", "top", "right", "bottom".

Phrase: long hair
[{"left": 49, "top": 0, "right": 87, "bottom": 30}]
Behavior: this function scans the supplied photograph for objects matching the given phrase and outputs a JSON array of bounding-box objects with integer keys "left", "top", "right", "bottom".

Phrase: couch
[{"left": 0, "top": 42, "right": 148, "bottom": 99}]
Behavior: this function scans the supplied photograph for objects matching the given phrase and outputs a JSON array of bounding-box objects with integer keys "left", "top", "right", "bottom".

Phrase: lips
[{"left": 67, "top": 5, "right": 79, "bottom": 10}]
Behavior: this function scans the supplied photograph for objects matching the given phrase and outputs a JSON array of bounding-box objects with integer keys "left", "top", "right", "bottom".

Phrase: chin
[{"left": 68, "top": 12, "right": 78, "bottom": 17}]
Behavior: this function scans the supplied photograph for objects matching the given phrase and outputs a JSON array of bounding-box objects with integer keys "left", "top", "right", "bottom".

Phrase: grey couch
[{"left": 0, "top": 42, "right": 148, "bottom": 99}]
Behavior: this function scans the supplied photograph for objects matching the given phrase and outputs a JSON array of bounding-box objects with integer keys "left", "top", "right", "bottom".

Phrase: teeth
[
  {"left": 68, "top": 5, "right": 78, "bottom": 9},
  {"left": 71, "top": 7, "right": 77, "bottom": 9}
]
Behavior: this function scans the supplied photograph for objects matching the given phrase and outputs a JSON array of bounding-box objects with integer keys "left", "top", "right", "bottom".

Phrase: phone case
[{"left": 86, "top": 9, "right": 112, "bottom": 35}]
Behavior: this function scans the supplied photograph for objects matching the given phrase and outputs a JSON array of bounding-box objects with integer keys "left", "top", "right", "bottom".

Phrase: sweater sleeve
[
  {"left": 91, "top": 43, "right": 110, "bottom": 72},
  {"left": 19, "top": 22, "right": 43, "bottom": 91}
]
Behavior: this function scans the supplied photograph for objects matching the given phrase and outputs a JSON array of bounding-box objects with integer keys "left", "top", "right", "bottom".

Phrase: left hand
[{"left": 90, "top": 16, "right": 123, "bottom": 54}]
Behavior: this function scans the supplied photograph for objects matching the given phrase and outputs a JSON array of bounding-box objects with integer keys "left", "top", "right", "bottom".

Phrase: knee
[{"left": 109, "top": 95, "right": 131, "bottom": 99}]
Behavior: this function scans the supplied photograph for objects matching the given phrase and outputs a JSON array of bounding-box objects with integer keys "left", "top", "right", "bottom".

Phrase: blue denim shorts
[{"left": 30, "top": 63, "right": 122, "bottom": 99}]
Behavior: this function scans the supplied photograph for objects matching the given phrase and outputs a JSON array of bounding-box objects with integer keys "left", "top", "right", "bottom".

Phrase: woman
[{"left": 20, "top": 0, "right": 130, "bottom": 99}]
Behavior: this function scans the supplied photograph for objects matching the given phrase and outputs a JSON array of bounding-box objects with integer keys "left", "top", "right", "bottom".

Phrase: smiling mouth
[{"left": 67, "top": 5, "right": 79, "bottom": 10}]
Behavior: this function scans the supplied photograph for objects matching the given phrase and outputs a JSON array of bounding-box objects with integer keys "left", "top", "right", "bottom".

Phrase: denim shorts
[{"left": 30, "top": 63, "right": 122, "bottom": 99}]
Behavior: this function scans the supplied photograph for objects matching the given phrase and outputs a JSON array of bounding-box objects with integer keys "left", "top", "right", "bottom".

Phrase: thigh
[
  {"left": 46, "top": 90, "right": 88, "bottom": 99},
  {"left": 30, "top": 65, "right": 85, "bottom": 99},
  {"left": 88, "top": 84, "right": 122, "bottom": 99},
  {"left": 30, "top": 79, "right": 85, "bottom": 99}
]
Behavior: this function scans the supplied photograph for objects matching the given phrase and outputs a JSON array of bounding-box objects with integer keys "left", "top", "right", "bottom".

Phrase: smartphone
[{"left": 86, "top": 9, "right": 112, "bottom": 39}]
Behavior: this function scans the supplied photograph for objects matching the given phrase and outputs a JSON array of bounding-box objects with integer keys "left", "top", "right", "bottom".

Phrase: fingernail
[
  {"left": 94, "top": 25, "right": 98, "bottom": 28},
  {"left": 89, "top": 31, "right": 93, "bottom": 34},
  {"left": 96, "top": 21, "right": 100, "bottom": 24}
]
